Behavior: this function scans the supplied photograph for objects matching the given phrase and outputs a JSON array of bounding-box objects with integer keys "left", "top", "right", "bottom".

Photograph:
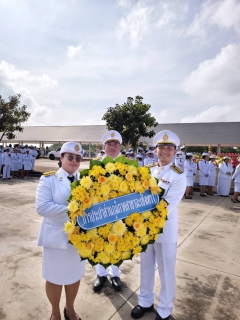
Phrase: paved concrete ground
[{"left": 0, "top": 163, "right": 240, "bottom": 320}]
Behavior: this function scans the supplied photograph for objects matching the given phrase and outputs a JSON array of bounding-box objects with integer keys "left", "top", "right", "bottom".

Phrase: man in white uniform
[
  {"left": 217, "top": 156, "right": 233, "bottom": 196},
  {"left": 2, "top": 147, "right": 12, "bottom": 180},
  {"left": 198, "top": 153, "right": 209, "bottom": 197},
  {"left": 207, "top": 155, "right": 217, "bottom": 196},
  {"left": 131, "top": 130, "right": 186, "bottom": 320},
  {"left": 144, "top": 150, "right": 156, "bottom": 166},
  {"left": 93, "top": 130, "right": 123, "bottom": 292}
]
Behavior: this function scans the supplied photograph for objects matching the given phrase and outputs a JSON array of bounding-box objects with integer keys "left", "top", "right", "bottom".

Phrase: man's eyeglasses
[{"left": 65, "top": 155, "right": 81, "bottom": 162}]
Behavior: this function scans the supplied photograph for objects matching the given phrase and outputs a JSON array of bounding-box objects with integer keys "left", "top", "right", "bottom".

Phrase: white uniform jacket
[
  {"left": 198, "top": 160, "right": 210, "bottom": 176},
  {"left": 175, "top": 157, "right": 184, "bottom": 172},
  {"left": 232, "top": 164, "right": 240, "bottom": 183},
  {"left": 36, "top": 168, "right": 80, "bottom": 250},
  {"left": 218, "top": 162, "right": 233, "bottom": 179},
  {"left": 144, "top": 157, "right": 156, "bottom": 166},
  {"left": 184, "top": 160, "right": 193, "bottom": 177},
  {"left": 150, "top": 163, "right": 186, "bottom": 243},
  {"left": 2, "top": 152, "right": 12, "bottom": 165},
  {"left": 208, "top": 161, "right": 217, "bottom": 177}
]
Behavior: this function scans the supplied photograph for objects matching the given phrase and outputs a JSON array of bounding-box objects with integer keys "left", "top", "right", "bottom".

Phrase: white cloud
[
  {"left": 180, "top": 104, "right": 240, "bottom": 123},
  {"left": 117, "top": 2, "right": 153, "bottom": 47},
  {"left": 0, "top": 61, "right": 57, "bottom": 95},
  {"left": 156, "top": 3, "right": 177, "bottom": 28},
  {"left": 117, "top": 0, "right": 133, "bottom": 8},
  {"left": 67, "top": 44, "right": 83, "bottom": 58},
  {"left": 187, "top": 0, "right": 240, "bottom": 38},
  {"left": 180, "top": 43, "right": 240, "bottom": 97}
]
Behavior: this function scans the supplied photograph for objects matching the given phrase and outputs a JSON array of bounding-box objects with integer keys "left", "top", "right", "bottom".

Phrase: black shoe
[
  {"left": 93, "top": 275, "right": 107, "bottom": 292},
  {"left": 111, "top": 276, "right": 122, "bottom": 291},
  {"left": 155, "top": 314, "right": 171, "bottom": 320},
  {"left": 64, "top": 308, "right": 81, "bottom": 320},
  {"left": 131, "top": 304, "right": 154, "bottom": 319},
  {"left": 200, "top": 194, "right": 207, "bottom": 197}
]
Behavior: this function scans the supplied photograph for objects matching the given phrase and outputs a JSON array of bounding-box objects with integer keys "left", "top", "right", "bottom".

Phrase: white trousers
[
  {"left": 95, "top": 264, "right": 121, "bottom": 278},
  {"left": 138, "top": 242, "right": 177, "bottom": 319},
  {"left": 3, "top": 165, "right": 11, "bottom": 178}
]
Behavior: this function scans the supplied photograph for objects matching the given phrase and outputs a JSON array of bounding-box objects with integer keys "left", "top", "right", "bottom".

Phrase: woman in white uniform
[
  {"left": 217, "top": 156, "right": 233, "bottom": 197},
  {"left": 184, "top": 153, "right": 193, "bottom": 199},
  {"left": 231, "top": 158, "right": 240, "bottom": 203},
  {"left": 207, "top": 155, "right": 217, "bottom": 196},
  {"left": 36, "top": 142, "right": 85, "bottom": 320}
]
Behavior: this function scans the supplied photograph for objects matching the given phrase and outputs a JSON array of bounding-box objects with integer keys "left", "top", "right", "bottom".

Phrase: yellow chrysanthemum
[
  {"left": 149, "top": 177, "right": 157, "bottom": 187},
  {"left": 67, "top": 200, "right": 79, "bottom": 213},
  {"left": 64, "top": 221, "right": 76, "bottom": 234},
  {"left": 112, "top": 220, "right": 127, "bottom": 236},
  {"left": 121, "top": 251, "right": 132, "bottom": 260},
  {"left": 125, "top": 172, "right": 133, "bottom": 181},
  {"left": 133, "top": 245, "right": 142, "bottom": 255},
  {"left": 108, "top": 233, "right": 118, "bottom": 244},
  {"left": 105, "top": 162, "right": 116, "bottom": 173},
  {"left": 150, "top": 185, "right": 161, "bottom": 194},
  {"left": 86, "top": 228, "right": 98, "bottom": 239},
  {"left": 105, "top": 243, "right": 115, "bottom": 255},
  {"left": 140, "top": 234, "right": 150, "bottom": 245},
  {"left": 142, "top": 180, "right": 150, "bottom": 189},
  {"left": 119, "top": 181, "right": 129, "bottom": 193},
  {"left": 80, "top": 176, "right": 93, "bottom": 189},
  {"left": 97, "top": 251, "right": 111, "bottom": 264},
  {"left": 142, "top": 210, "right": 152, "bottom": 220},
  {"left": 98, "top": 176, "right": 107, "bottom": 184},
  {"left": 135, "top": 226, "right": 147, "bottom": 237},
  {"left": 127, "top": 165, "right": 138, "bottom": 175}
]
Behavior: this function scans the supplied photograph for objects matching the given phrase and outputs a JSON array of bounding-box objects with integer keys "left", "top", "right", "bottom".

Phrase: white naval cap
[
  {"left": 60, "top": 142, "right": 83, "bottom": 156},
  {"left": 180, "top": 145, "right": 186, "bottom": 150},
  {"left": 136, "top": 153, "right": 143, "bottom": 158},
  {"left": 153, "top": 130, "right": 180, "bottom": 148},
  {"left": 210, "top": 155, "right": 216, "bottom": 159},
  {"left": 223, "top": 156, "right": 229, "bottom": 160},
  {"left": 186, "top": 152, "right": 193, "bottom": 156},
  {"left": 102, "top": 130, "right": 122, "bottom": 144},
  {"left": 146, "top": 150, "right": 154, "bottom": 155},
  {"left": 202, "top": 153, "right": 209, "bottom": 156},
  {"left": 176, "top": 151, "right": 183, "bottom": 155},
  {"left": 148, "top": 144, "right": 156, "bottom": 148}
]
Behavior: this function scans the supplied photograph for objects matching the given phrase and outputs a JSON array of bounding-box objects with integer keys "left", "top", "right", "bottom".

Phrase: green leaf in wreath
[
  {"left": 90, "top": 160, "right": 102, "bottom": 169},
  {"left": 101, "top": 156, "right": 114, "bottom": 165},
  {"left": 68, "top": 194, "right": 73, "bottom": 202},
  {"left": 127, "top": 159, "right": 139, "bottom": 167},
  {"left": 80, "top": 169, "right": 89, "bottom": 178},
  {"left": 114, "top": 155, "right": 128, "bottom": 164},
  {"left": 70, "top": 180, "right": 80, "bottom": 190}
]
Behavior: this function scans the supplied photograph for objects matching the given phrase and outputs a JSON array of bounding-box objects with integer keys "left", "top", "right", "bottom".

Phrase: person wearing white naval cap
[
  {"left": 217, "top": 156, "right": 233, "bottom": 197},
  {"left": 36, "top": 141, "right": 85, "bottom": 320},
  {"left": 174, "top": 151, "right": 184, "bottom": 172},
  {"left": 144, "top": 150, "right": 156, "bottom": 166},
  {"left": 198, "top": 153, "right": 210, "bottom": 196},
  {"left": 2, "top": 147, "right": 12, "bottom": 180},
  {"left": 148, "top": 144, "right": 158, "bottom": 162},
  {"left": 184, "top": 153, "right": 193, "bottom": 199},
  {"left": 207, "top": 155, "right": 217, "bottom": 196},
  {"left": 93, "top": 130, "right": 123, "bottom": 292},
  {"left": 131, "top": 130, "right": 186, "bottom": 320},
  {"left": 231, "top": 158, "right": 240, "bottom": 203}
]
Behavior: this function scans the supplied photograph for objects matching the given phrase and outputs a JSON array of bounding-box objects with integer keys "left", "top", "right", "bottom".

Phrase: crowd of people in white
[{"left": 0, "top": 144, "right": 38, "bottom": 180}]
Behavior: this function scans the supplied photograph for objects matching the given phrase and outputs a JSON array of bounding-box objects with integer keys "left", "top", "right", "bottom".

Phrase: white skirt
[
  {"left": 186, "top": 176, "right": 193, "bottom": 187},
  {"left": 42, "top": 244, "right": 86, "bottom": 285},
  {"left": 217, "top": 178, "right": 231, "bottom": 196},
  {"left": 234, "top": 182, "right": 240, "bottom": 193},
  {"left": 208, "top": 176, "right": 216, "bottom": 187},
  {"left": 11, "top": 162, "right": 20, "bottom": 171},
  {"left": 23, "top": 162, "right": 32, "bottom": 170},
  {"left": 199, "top": 175, "right": 209, "bottom": 186}
]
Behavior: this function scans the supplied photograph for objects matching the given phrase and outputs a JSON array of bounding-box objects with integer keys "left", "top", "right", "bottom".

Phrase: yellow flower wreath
[{"left": 64, "top": 155, "right": 168, "bottom": 267}]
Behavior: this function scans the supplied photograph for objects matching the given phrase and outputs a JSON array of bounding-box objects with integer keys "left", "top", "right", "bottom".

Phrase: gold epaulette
[
  {"left": 42, "top": 170, "right": 57, "bottom": 177},
  {"left": 145, "top": 162, "right": 158, "bottom": 168},
  {"left": 171, "top": 164, "right": 183, "bottom": 174},
  {"left": 93, "top": 156, "right": 102, "bottom": 161}
]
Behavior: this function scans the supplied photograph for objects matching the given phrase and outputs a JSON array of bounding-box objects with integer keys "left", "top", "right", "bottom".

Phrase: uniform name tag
[{"left": 77, "top": 190, "right": 159, "bottom": 230}]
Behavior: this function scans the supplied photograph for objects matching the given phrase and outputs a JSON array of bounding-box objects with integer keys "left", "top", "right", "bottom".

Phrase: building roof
[{"left": 1, "top": 122, "right": 240, "bottom": 146}]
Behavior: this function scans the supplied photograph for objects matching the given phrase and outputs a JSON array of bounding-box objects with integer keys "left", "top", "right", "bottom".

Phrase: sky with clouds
[{"left": 0, "top": 0, "right": 239, "bottom": 126}]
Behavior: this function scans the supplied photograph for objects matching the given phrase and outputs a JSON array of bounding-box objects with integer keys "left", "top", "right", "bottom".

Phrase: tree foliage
[
  {"left": 0, "top": 94, "right": 31, "bottom": 142},
  {"left": 102, "top": 96, "right": 158, "bottom": 149}
]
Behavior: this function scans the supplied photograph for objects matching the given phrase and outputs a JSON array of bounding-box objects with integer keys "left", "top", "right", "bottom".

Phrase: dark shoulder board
[
  {"left": 171, "top": 164, "right": 183, "bottom": 174},
  {"left": 93, "top": 156, "right": 102, "bottom": 160},
  {"left": 42, "top": 170, "right": 57, "bottom": 177},
  {"left": 145, "top": 162, "right": 158, "bottom": 168}
]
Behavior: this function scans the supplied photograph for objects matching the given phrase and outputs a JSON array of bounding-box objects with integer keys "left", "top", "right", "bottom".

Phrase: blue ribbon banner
[{"left": 77, "top": 189, "right": 159, "bottom": 230}]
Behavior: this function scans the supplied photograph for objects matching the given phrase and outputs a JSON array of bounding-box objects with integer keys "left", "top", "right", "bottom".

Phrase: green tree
[
  {"left": 102, "top": 96, "right": 158, "bottom": 149},
  {"left": 0, "top": 94, "right": 31, "bottom": 142}
]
